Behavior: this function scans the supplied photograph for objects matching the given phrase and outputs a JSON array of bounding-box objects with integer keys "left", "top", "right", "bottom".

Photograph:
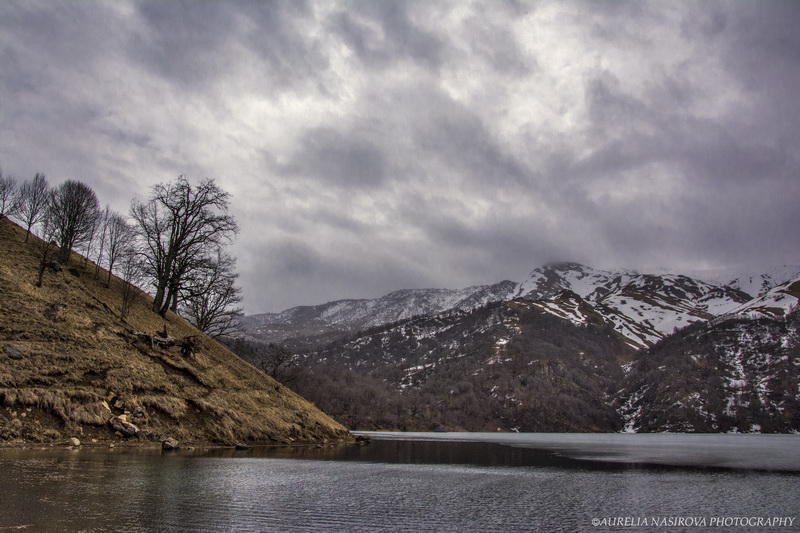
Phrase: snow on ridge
[
  {"left": 727, "top": 278, "right": 800, "bottom": 319},
  {"left": 243, "top": 261, "right": 799, "bottom": 351},
  {"left": 515, "top": 262, "right": 638, "bottom": 301},
  {"left": 686, "top": 264, "right": 800, "bottom": 298}
]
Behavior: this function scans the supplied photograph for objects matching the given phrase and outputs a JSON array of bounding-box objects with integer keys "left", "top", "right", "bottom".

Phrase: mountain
[
  {"left": 272, "top": 298, "right": 634, "bottom": 432},
  {"left": 619, "top": 283, "right": 800, "bottom": 433},
  {"left": 242, "top": 261, "right": 794, "bottom": 351},
  {"left": 271, "top": 280, "right": 800, "bottom": 433},
  {"left": 239, "top": 280, "right": 518, "bottom": 348},
  {"left": 231, "top": 261, "right": 800, "bottom": 433},
  {"left": 513, "top": 261, "right": 638, "bottom": 300},
  {"left": 688, "top": 265, "right": 800, "bottom": 298},
  {"left": 513, "top": 263, "right": 753, "bottom": 348},
  {"left": 0, "top": 217, "right": 350, "bottom": 446},
  {"left": 727, "top": 278, "right": 800, "bottom": 319}
]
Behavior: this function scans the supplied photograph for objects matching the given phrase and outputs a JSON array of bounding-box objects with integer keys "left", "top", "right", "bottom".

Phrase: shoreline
[{"left": 0, "top": 433, "right": 365, "bottom": 451}]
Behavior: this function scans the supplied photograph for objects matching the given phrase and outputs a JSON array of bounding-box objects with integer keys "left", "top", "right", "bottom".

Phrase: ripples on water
[{"left": 0, "top": 434, "right": 798, "bottom": 532}]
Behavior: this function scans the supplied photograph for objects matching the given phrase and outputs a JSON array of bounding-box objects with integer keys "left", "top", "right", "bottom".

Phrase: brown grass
[{"left": 0, "top": 217, "right": 350, "bottom": 444}]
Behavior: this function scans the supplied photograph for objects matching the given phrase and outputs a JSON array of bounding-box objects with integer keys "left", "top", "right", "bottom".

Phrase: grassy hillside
[{"left": 0, "top": 217, "right": 350, "bottom": 446}]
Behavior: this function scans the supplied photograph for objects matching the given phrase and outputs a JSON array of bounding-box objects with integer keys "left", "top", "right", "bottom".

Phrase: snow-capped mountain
[
  {"left": 239, "top": 280, "right": 517, "bottom": 346},
  {"left": 687, "top": 264, "right": 800, "bottom": 298},
  {"left": 234, "top": 265, "right": 800, "bottom": 433},
  {"left": 513, "top": 262, "right": 638, "bottom": 301},
  {"left": 511, "top": 263, "right": 752, "bottom": 348},
  {"left": 240, "top": 262, "right": 797, "bottom": 350}
]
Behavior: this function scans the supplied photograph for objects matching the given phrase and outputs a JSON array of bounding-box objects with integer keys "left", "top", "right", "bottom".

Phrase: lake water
[{"left": 0, "top": 433, "right": 798, "bottom": 532}]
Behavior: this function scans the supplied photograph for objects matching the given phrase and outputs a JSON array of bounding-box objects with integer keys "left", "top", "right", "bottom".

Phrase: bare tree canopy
[
  {"left": 105, "top": 212, "right": 135, "bottom": 286},
  {"left": 92, "top": 206, "right": 111, "bottom": 278},
  {"left": 131, "top": 176, "right": 238, "bottom": 316},
  {"left": 119, "top": 244, "right": 145, "bottom": 320},
  {"left": 181, "top": 250, "right": 243, "bottom": 338},
  {"left": 48, "top": 180, "right": 100, "bottom": 263},
  {"left": 15, "top": 173, "right": 49, "bottom": 242},
  {"left": 34, "top": 209, "right": 59, "bottom": 288},
  {"left": 0, "top": 171, "right": 18, "bottom": 218}
]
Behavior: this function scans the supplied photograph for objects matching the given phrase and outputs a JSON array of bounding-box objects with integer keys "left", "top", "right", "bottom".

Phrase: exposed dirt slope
[{"left": 0, "top": 217, "right": 350, "bottom": 445}]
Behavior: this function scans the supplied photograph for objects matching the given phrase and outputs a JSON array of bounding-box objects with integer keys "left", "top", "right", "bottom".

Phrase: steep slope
[
  {"left": 619, "top": 300, "right": 800, "bottom": 433},
  {"left": 275, "top": 298, "right": 635, "bottom": 432},
  {"left": 0, "top": 218, "right": 350, "bottom": 445}
]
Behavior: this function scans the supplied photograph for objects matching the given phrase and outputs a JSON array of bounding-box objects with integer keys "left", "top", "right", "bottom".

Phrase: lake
[{"left": 0, "top": 432, "right": 798, "bottom": 532}]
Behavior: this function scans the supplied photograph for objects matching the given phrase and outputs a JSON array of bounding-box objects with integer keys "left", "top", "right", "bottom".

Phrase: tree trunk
[
  {"left": 159, "top": 283, "right": 176, "bottom": 316},
  {"left": 152, "top": 283, "right": 166, "bottom": 313},
  {"left": 36, "top": 243, "right": 53, "bottom": 287},
  {"left": 170, "top": 290, "right": 179, "bottom": 312}
]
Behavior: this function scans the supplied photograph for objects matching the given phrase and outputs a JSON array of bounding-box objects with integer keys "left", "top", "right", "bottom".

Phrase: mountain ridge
[
  {"left": 241, "top": 262, "right": 799, "bottom": 350},
  {"left": 230, "top": 259, "right": 800, "bottom": 433}
]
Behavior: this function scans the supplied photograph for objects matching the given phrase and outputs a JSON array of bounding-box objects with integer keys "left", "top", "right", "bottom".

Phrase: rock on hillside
[{"left": 0, "top": 217, "right": 350, "bottom": 446}]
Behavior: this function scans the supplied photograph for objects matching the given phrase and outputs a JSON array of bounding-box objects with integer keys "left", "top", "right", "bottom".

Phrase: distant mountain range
[
  {"left": 235, "top": 262, "right": 800, "bottom": 433},
  {"left": 240, "top": 262, "right": 799, "bottom": 349}
]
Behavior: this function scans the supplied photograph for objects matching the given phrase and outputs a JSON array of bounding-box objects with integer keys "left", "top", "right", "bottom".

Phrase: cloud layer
[{"left": 1, "top": 0, "right": 798, "bottom": 312}]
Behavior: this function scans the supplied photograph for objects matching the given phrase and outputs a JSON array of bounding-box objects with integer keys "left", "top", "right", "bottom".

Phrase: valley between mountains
[{"left": 233, "top": 262, "right": 800, "bottom": 433}]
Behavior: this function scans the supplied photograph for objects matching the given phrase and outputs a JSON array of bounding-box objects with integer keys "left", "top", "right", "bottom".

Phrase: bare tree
[
  {"left": 180, "top": 250, "right": 243, "bottom": 338},
  {"left": 131, "top": 176, "right": 237, "bottom": 316},
  {"left": 0, "top": 171, "right": 18, "bottom": 219},
  {"left": 93, "top": 207, "right": 111, "bottom": 278},
  {"left": 15, "top": 173, "right": 49, "bottom": 242},
  {"left": 105, "top": 212, "right": 135, "bottom": 286},
  {"left": 80, "top": 206, "right": 103, "bottom": 267},
  {"left": 119, "top": 245, "right": 145, "bottom": 320},
  {"left": 48, "top": 180, "right": 100, "bottom": 263},
  {"left": 257, "top": 344, "right": 301, "bottom": 384},
  {"left": 35, "top": 211, "right": 59, "bottom": 287}
]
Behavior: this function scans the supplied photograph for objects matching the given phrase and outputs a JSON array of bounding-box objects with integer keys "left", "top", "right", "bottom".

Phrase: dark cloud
[
  {"left": 327, "top": 1, "right": 444, "bottom": 69},
  {"left": 131, "top": 0, "right": 328, "bottom": 92},
  {"left": 280, "top": 127, "right": 388, "bottom": 188},
  {"left": 1, "top": 0, "right": 798, "bottom": 312}
]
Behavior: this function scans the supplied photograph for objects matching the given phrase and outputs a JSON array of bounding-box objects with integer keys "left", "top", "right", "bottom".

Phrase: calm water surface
[{"left": 0, "top": 433, "right": 798, "bottom": 532}]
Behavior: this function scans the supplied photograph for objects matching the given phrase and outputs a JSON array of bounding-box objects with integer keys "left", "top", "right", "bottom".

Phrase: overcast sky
[{"left": 1, "top": 1, "right": 798, "bottom": 313}]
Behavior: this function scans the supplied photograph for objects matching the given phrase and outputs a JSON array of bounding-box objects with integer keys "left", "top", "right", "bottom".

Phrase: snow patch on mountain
[
  {"left": 514, "top": 262, "right": 637, "bottom": 300},
  {"left": 528, "top": 290, "right": 597, "bottom": 327},
  {"left": 241, "top": 261, "right": 798, "bottom": 351},
  {"left": 513, "top": 264, "right": 753, "bottom": 348},
  {"left": 687, "top": 265, "right": 800, "bottom": 298},
  {"left": 727, "top": 279, "right": 800, "bottom": 319}
]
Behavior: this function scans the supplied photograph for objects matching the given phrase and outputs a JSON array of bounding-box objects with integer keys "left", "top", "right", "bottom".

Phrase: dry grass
[{"left": 0, "top": 217, "right": 350, "bottom": 444}]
